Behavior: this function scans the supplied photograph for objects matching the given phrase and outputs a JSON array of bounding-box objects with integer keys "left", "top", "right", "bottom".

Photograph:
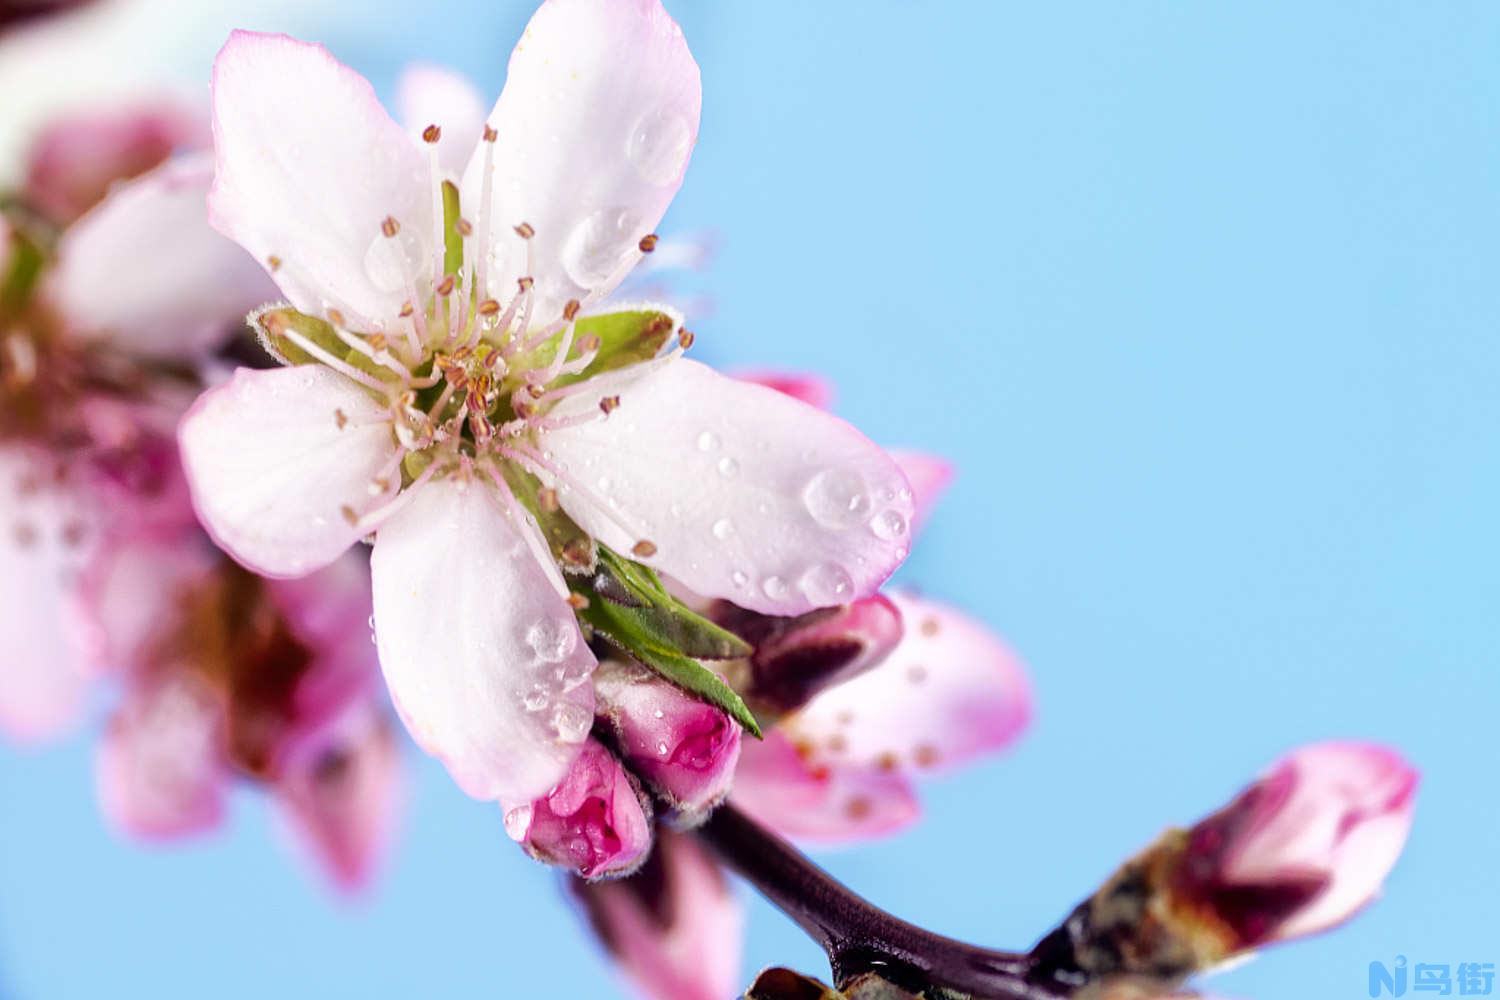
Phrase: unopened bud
[
  {"left": 593, "top": 662, "right": 741, "bottom": 824},
  {"left": 502, "top": 739, "right": 653, "bottom": 880}
]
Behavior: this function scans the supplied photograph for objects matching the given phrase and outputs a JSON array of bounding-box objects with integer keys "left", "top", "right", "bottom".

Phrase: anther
[
  {"left": 422, "top": 124, "right": 442, "bottom": 144},
  {"left": 638, "top": 233, "right": 659, "bottom": 253},
  {"left": 483, "top": 124, "right": 498, "bottom": 142},
  {"left": 381, "top": 216, "right": 400, "bottom": 238},
  {"left": 563, "top": 299, "right": 581, "bottom": 321},
  {"left": 517, "top": 276, "right": 535, "bottom": 292},
  {"left": 340, "top": 504, "right": 359, "bottom": 526},
  {"left": 579, "top": 334, "right": 601, "bottom": 353},
  {"left": 599, "top": 395, "right": 621, "bottom": 415},
  {"left": 678, "top": 329, "right": 697, "bottom": 350},
  {"left": 267, "top": 255, "right": 282, "bottom": 272},
  {"left": 514, "top": 222, "right": 535, "bottom": 239},
  {"left": 368, "top": 333, "right": 389, "bottom": 352},
  {"left": 477, "top": 299, "right": 501, "bottom": 316},
  {"left": 632, "top": 539, "right": 658, "bottom": 558},
  {"left": 327, "top": 308, "right": 347, "bottom": 328},
  {"left": 539, "top": 487, "right": 559, "bottom": 513},
  {"left": 483, "top": 350, "right": 501, "bottom": 370},
  {"left": 457, "top": 218, "right": 473, "bottom": 238},
  {"left": 334, "top": 408, "right": 348, "bottom": 430},
  {"left": 562, "top": 538, "right": 593, "bottom": 567},
  {"left": 436, "top": 275, "right": 456, "bottom": 297},
  {"left": 566, "top": 592, "right": 590, "bottom": 611},
  {"left": 399, "top": 301, "right": 415, "bottom": 318}
]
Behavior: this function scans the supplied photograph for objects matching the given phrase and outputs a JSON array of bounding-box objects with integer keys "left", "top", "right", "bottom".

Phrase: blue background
[{"left": 3, "top": 2, "right": 1496, "bottom": 997}]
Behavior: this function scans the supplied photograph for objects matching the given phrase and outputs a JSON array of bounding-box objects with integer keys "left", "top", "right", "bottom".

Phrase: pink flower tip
[
  {"left": 593, "top": 662, "right": 742, "bottom": 823},
  {"left": 504, "top": 739, "right": 654, "bottom": 880},
  {"left": 1176, "top": 740, "right": 1419, "bottom": 948}
]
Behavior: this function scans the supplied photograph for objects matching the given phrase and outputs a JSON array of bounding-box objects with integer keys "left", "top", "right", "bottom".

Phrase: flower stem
[{"left": 696, "top": 804, "right": 1069, "bottom": 999}]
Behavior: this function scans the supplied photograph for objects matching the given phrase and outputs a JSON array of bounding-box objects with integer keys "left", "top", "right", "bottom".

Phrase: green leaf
[
  {"left": 441, "top": 179, "right": 463, "bottom": 277},
  {"left": 511, "top": 309, "right": 677, "bottom": 390},
  {"left": 574, "top": 547, "right": 760, "bottom": 737}
]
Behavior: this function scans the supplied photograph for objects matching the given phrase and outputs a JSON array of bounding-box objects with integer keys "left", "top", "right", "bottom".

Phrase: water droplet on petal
[
  {"left": 652, "top": 709, "right": 665, "bottom": 720},
  {"left": 696, "top": 430, "right": 719, "bottom": 452},
  {"left": 717, "top": 456, "right": 739, "bottom": 478},
  {"left": 526, "top": 618, "right": 579, "bottom": 664},
  {"left": 562, "top": 206, "right": 643, "bottom": 289},
  {"left": 869, "top": 509, "right": 908, "bottom": 540},
  {"left": 711, "top": 518, "right": 734, "bottom": 540},
  {"left": 761, "top": 575, "right": 789, "bottom": 600},
  {"left": 552, "top": 701, "right": 592, "bottom": 742},
  {"left": 799, "top": 562, "right": 854, "bottom": 605},
  {"left": 627, "top": 106, "right": 693, "bottom": 186},
  {"left": 731, "top": 569, "right": 748, "bottom": 588},
  {"left": 656, "top": 741, "right": 670, "bottom": 756},
  {"left": 801, "top": 469, "right": 873, "bottom": 530}
]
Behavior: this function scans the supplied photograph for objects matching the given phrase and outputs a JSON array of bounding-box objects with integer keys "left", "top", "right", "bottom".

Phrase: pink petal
[
  {"left": 178, "top": 365, "right": 399, "bottom": 577},
  {"left": 731, "top": 730, "right": 920, "bottom": 843},
  {"left": 369, "top": 476, "right": 596, "bottom": 803},
  {"left": 460, "top": 0, "right": 701, "bottom": 322},
  {"left": 571, "top": 829, "right": 742, "bottom": 1000},
  {"left": 788, "top": 591, "right": 1031, "bottom": 777},
  {"left": 396, "top": 64, "right": 485, "bottom": 178},
  {"left": 889, "top": 450, "right": 954, "bottom": 536},
  {"left": 49, "top": 154, "right": 271, "bottom": 360},
  {"left": 96, "top": 674, "right": 226, "bottom": 839},
  {"left": 732, "top": 369, "right": 837, "bottom": 410},
  {"left": 209, "top": 31, "right": 433, "bottom": 330},
  {"left": 273, "top": 698, "right": 403, "bottom": 894},
  {"left": 0, "top": 446, "right": 102, "bottom": 743},
  {"left": 543, "top": 358, "right": 914, "bottom": 616},
  {"left": 502, "top": 737, "right": 653, "bottom": 880},
  {"left": 74, "top": 528, "right": 217, "bottom": 677},
  {"left": 24, "top": 98, "right": 208, "bottom": 224}
]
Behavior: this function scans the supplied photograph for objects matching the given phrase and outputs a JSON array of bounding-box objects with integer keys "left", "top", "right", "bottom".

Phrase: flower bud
[
  {"left": 714, "top": 595, "right": 903, "bottom": 718},
  {"left": 503, "top": 739, "right": 653, "bottom": 880},
  {"left": 593, "top": 661, "right": 741, "bottom": 823},
  {"left": 569, "top": 830, "right": 741, "bottom": 1000},
  {"left": 1028, "top": 742, "right": 1418, "bottom": 995}
]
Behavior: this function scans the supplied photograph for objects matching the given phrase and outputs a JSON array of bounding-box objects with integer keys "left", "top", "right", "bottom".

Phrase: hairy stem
[{"left": 697, "top": 804, "right": 1069, "bottom": 1000}]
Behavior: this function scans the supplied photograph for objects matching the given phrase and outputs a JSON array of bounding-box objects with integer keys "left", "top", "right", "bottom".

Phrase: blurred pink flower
[
  {"left": 179, "top": 1, "right": 912, "bottom": 806},
  {"left": 1173, "top": 741, "right": 1418, "bottom": 948},
  {"left": 570, "top": 829, "right": 742, "bottom": 1000},
  {"left": 504, "top": 738, "right": 653, "bottom": 880}
]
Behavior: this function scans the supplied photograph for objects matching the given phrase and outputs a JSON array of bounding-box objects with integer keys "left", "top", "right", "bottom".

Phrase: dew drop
[
  {"left": 731, "top": 569, "right": 749, "bottom": 588},
  {"left": 656, "top": 741, "right": 670, "bottom": 756},
  {"left": 626, "top": 106, "right": 693, "bottom": 186},
  {"left": 362, "top": 232, "right": 421, "bottom": 294},
  {"left": 717, "top": 456, "right": 739, "bottom": 478},
  {"left": 761, "top": 575, "right": 789, "bottom": 600},
  {"left": 799, "top": 562, "right": 854, "bottom": 604},
  {"left": 552, "top": 701, "right": 593, "bottom": 742},
  {"left": 526, "top": 618, "right": 579, "bottom": 664},
  {"left": 711, "top": 518, "right": 734, "bottom": 540},
  {"left": 652, "top": 709, "right": 665, "bottom": 720},
  {"left": 523, "top": 689, "right": 550, "bottom": 712},
  {"left": 562, "top": 206, "right": 643, "bottom": 289},
  {"left": 801, "top": 469, "right": 873, "bottom": 530},
  {"left": 869, "top": 509, "right": 908, "bottom": 540},
  {"left": 696, "top": 430, "right": 720, "bottom": 452}
]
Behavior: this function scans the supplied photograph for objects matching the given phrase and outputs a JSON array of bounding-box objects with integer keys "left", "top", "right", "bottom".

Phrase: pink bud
[
  {"left": 1175, "top": 741, "right": 1418, "bottom": 947},
  {"left": 716, "top": 594, "right": 904, "bottom": 716},
  {"left": 569, "top": 830, "right": 742, "bottom": 1000},
  {"left": 593, "top": 662, "right": 741, "bottom": 822},
  {"left": 504, "top": 739, "right": 654, "bottom": 880}
]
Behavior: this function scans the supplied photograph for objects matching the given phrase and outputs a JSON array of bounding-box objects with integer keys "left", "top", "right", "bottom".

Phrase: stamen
[
  {"left": 678, "top": 329, "right": 696, "bottom": 349},
  {"left": 330, "top": 325, "right": 414, "bottom": 380},
  {"left": 475, "top": 123, "right": 498, "bottom": 302},
  {"left": 638, "top": 233, "right": 658, "bottom": 253},
  {"left": 632, "top": 540, "right": 658, "bottom": 558},
  {"left": 514, "top": 222, "right": 535, "bottom": 240},
  {"left": 349, "top": 461, "right": 439, "bottom": 534},
  {"left": 267, "top": 255, "right": 282, "bottom": 272},
  {"left": 484, "top": 463, "right": 568, "bottom": 598},
  {"left": 381, "top": 216, "right": 401, "bottom": 238},
  {"left": 598, "top": 395, "right": 621, "bottom": 414},
  {"left": 268, "top": 318, "right": 391, "bottom": 396},
  {"left": 426, "top": 129, "right": 445, "bottom": 288},
  {"left": 502, "top": 442, "right": 651, "bottom": 545}
]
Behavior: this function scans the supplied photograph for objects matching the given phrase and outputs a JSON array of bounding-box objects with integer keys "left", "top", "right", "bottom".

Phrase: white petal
[
  {"left": 49, "top": 154, "right": 272, "bottom": 360},
  {"left": 209, "top": 31, "right": 433, "bottom": 330},
  {"left": 544, "top": 359, "right": 914, "bottom": 615},
  {"left": 178, "top": 365, "right": 399, "bottom": 577},
  {"left": 396, "top": 64, "right": 486, "bottom": 178},
  {"left": 461, "top": 0, "right": 701, "bottom": 322},
  {"left": 369, "top": 476, "right": 596, "bottom": 802}
]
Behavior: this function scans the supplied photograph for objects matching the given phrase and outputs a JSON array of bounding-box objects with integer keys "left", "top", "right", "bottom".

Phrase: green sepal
[
  {"left": 441, "top": 180, "right": 463, "bottom": 277},
  {"left": 498, "top": 462, "right": 597, "bottom": 574},
  {"left": 253, "top": 305, "right": 390, "bottom": 382},
  {"left": 511, "top": 309, "right": 677, "bottom": 391},
  {"left": 572, "top": 546, "right": 760, "bottom": 737},
  {"left": 0, "top": 229, "right": 45, "bottom": 322}
]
